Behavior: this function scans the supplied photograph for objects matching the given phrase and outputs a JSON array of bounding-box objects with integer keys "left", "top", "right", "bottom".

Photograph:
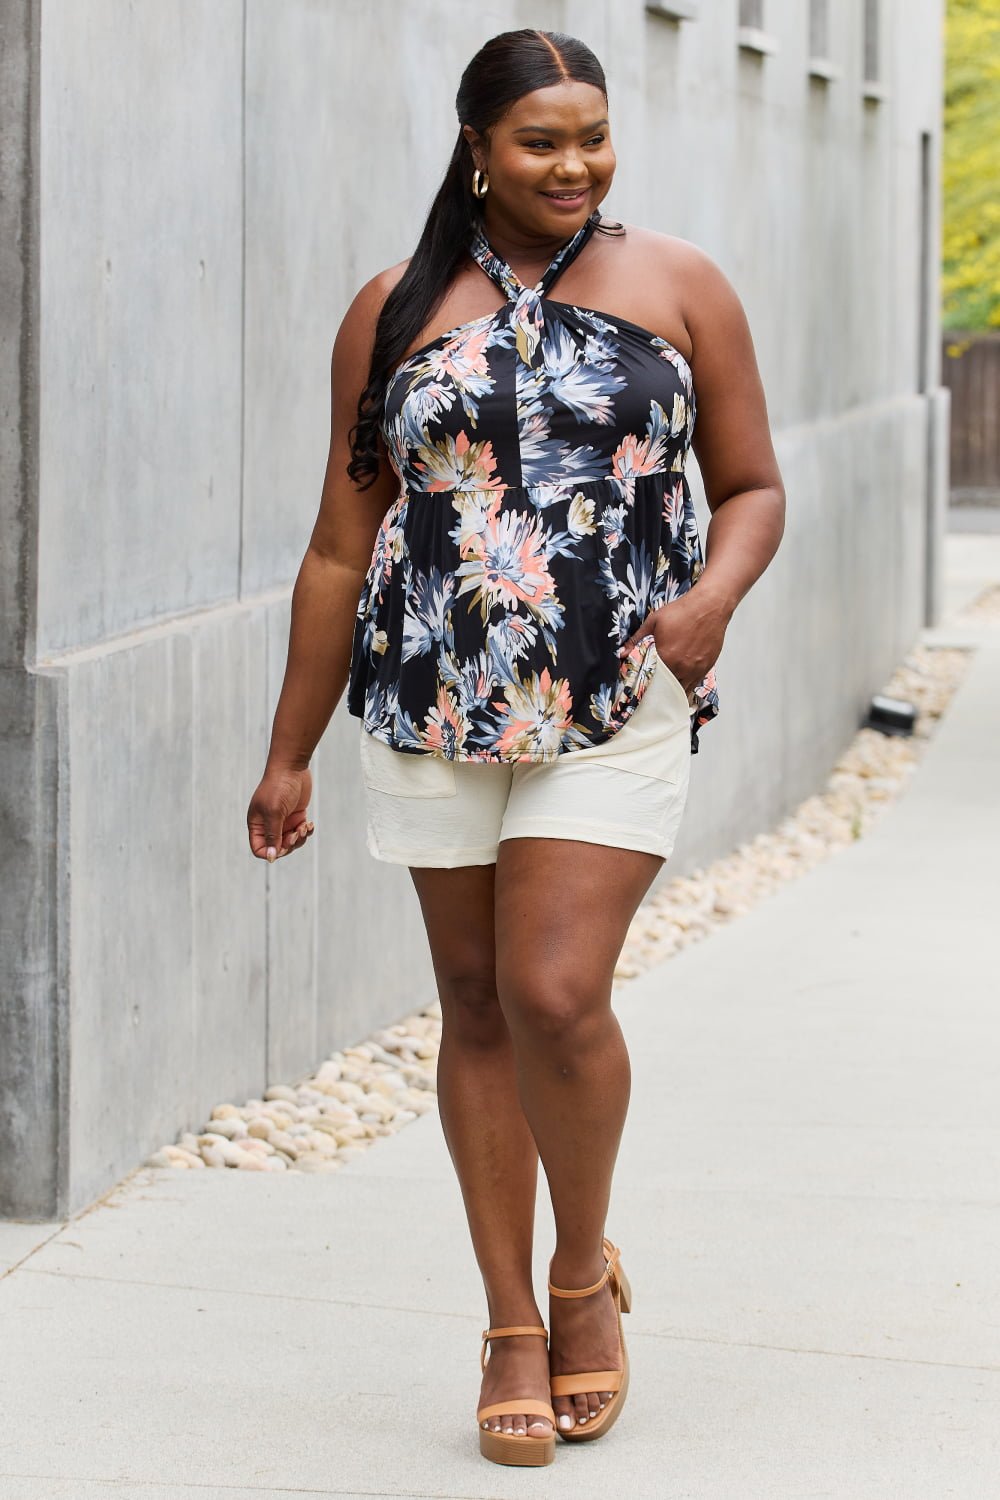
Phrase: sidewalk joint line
[
  {"left": 0, "top": 1475, "right": 477, "bottom": 1499},
  {"left": 16, "top": 1264, "right": 483, "bottom": 1322},
  {"left": 639, "top": 1327, "right": 1000, "bottom": 1374},
  {"left": 0, "top": 1226, "right": 68, "bottom": 1283}
]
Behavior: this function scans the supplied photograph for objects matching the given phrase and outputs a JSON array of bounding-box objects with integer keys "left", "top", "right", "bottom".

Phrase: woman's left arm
[{"left": 619, "top": 244, "right": 786, "bottom": 695}]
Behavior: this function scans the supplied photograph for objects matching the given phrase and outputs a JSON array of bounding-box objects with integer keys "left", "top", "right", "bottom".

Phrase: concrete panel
[
  {"left": 49, "top": 604, "right": 275, "bottom": 1212},
  {"left": 35, "top": 1, "right": 244, "bottom": 653},
  {"left": 190, "top": 606, "right": 270, "bottom": 1117},
  {"left": 0, "top": 0, "right": 67, "bottom": 1223},
  {"left": 0, "top": 667, "right": 67, "bottom": 1220},
  {"left": 64, "top": 631, "right": 196, "bottom": 1206}
]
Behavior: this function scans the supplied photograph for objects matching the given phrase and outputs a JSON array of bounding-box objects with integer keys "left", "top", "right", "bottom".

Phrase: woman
[{"left": 247, "top": 28, "right": 784, "bottom": 1469}]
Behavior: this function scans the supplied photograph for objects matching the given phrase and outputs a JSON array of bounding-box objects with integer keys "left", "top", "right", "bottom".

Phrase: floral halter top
[{"left": 346, "top": 211, "right": 720, "bottom": 763}]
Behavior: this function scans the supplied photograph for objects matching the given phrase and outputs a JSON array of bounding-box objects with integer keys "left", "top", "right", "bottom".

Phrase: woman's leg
[
  {"left": 408, "top": 863, "right": 553, "bottom": 1440},
  {"left": 492, "top": 836, "right": 663, "bottom": 1432}
]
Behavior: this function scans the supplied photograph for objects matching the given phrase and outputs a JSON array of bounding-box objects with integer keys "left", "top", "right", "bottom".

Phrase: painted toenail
[
  {"left": 558, "top": 1414, "right": 573, "bottom": 1430},
  {"left": 578, "top": 1416, "right": 588, "bottom": 1424}
]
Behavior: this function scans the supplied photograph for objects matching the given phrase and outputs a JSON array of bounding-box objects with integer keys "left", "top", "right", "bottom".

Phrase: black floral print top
[{"left": 346, "top": 211, "right": 720, "bottom": 762}]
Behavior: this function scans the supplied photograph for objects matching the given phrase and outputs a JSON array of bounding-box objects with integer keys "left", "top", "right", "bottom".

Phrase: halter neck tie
[{"left": 467, "top": 212, "right": 600, "bottom": 366}]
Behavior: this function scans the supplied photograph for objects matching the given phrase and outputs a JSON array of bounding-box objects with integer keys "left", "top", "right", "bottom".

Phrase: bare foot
[
  {"left": 479, "top": 1330, "right": 554, "bottom": 1439},
  {"left": 548, "top": 1257, "right": 622, "bottom": 1432}
]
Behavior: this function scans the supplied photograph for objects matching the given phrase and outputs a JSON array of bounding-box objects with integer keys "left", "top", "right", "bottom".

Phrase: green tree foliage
[{"left": 943, "top": 0, "right": 1000, "bottom": 329}]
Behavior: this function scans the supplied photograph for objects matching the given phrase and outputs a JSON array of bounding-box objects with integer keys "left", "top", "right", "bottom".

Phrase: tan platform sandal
[
  {"left": 477, "top": 1324, "right": 556, "bottom": 1467},
  {"left": 548, "top": 1237, "right": 632, "bottom": 1443}
]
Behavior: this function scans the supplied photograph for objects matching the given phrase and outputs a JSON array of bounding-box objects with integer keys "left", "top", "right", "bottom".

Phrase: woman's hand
[
  {"left": 247, "top": 765, "right": 315, "bottom": 863},
  {"left": 618, "top": 587, "right": 731, "bottom": 699}
]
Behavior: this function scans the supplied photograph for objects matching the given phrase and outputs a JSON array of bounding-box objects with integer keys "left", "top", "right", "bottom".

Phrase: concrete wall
[{"left": 1, "top": 0, "right": 946, "bottom": 1217}]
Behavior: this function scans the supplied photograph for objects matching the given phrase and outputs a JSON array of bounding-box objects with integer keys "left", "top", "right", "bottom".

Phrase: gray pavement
[{"left": 2, "top": 538, "right": 998, "bottom": 1500}]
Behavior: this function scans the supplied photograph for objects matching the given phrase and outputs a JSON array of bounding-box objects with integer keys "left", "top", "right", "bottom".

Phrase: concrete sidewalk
[{"left": 2, "top": 583, "right": 998, "bottom": 1499}]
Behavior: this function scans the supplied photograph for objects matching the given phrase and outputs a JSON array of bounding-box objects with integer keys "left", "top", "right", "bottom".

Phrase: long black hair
[{"left": 347, "top": 28, "right": 611, "bottom": 488}]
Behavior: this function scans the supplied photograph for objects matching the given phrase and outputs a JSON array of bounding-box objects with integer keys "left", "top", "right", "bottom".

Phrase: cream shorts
[{"left": 359, "top": 654, "right": 692, "bottom": 868}]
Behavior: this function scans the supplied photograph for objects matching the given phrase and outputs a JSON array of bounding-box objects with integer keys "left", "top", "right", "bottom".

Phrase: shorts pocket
[
  {"left": 647, "top": 638, "right": 693, "bottom": 717},
  {"left": 359, "top": 729, "right": 457, "bottom": 799}
]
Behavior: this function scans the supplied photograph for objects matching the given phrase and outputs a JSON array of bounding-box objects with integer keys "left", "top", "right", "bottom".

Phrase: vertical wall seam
[
  {"left": 17, "top": 0, "right": 41, "bottom": 669},
  {"left": 237, "top": 0, "right": 247, "bottom": 600}
]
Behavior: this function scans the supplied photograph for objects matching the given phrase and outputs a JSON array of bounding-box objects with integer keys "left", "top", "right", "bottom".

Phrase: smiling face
[{"left": 463, "top": 80, "right": 616, "bottom": 248}]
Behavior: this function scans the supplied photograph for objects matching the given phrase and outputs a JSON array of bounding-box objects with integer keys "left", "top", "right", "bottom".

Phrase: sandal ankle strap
[
  {"left": 480, "top": 1324, "right": 548, "bottom": 1373},
  {"left": 548, "top": 1241, "right": 621, "bottom": 1299}
]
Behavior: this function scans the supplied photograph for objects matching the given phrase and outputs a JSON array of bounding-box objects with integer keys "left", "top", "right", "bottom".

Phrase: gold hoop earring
[{"left": 472, "top": 168, "right": 489, "bottom": 199}]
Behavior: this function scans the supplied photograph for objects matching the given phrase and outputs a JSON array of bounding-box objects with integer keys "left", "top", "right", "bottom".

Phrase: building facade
[{"left": 0, "top": 0, "right": 946, "bottom": 1218}]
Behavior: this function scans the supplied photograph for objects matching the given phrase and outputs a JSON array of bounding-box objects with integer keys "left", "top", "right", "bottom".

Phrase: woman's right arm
[{"left": 246, "top": 269, "right": 403, "bottom": 864}]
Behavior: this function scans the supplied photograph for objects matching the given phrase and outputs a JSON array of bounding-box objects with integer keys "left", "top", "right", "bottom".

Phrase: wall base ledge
[{"left": 33, "top": 587, "right": 293, "bottom": 672}]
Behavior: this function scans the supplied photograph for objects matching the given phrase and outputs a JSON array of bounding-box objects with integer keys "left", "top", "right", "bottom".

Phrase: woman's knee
[
  {"left": 438, "top": 972, "right": 507, "bottom": 1049},
  {"left": 497, "top": 970, "right": 607, "bottom": 1058}
]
